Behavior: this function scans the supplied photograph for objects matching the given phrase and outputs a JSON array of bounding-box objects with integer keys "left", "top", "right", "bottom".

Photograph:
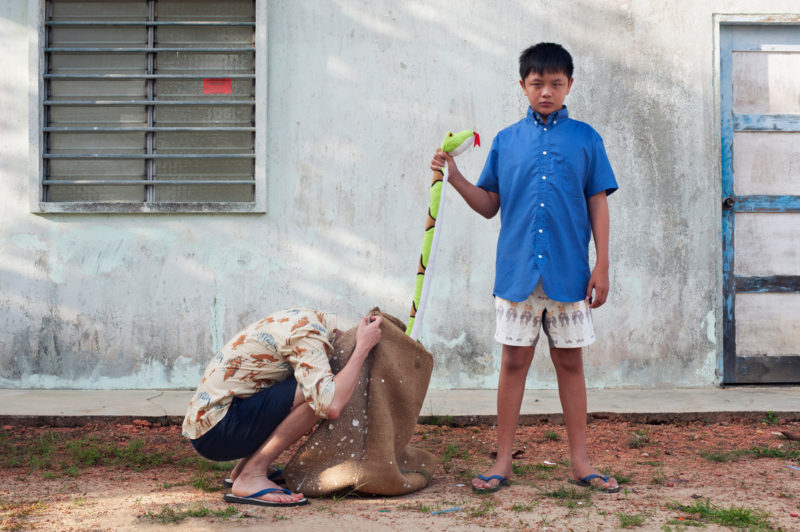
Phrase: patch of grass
[
  {"left": 699, "top": 445, "right": 800, "bottom": 463},
  {"left": 637, "top": 460, "right": 662, "bottom": 467},
  {"left": 511, "top": 463, "right": 537, "bottom": 475},
  {"left": 143, "top": 504, "right": 240, "bottom": 524},
  {"left": 192, "top": 474, "right": 224, "bottom": 493},
  {"left": 510, "top": 499, "right": 538, "bottom": 512},
  {"left": 628, "top": 429, "right": 649, "bottom": 449},
  {"left": 602, "top": 469, "right": 632, "bottom": 485},
  {"left": 541, "top": 484, "right": 592, "bottom": 507},
  {"left": 400, "top": 502, "right": 433, "bottom": 513},
  {"left": 763, "top": 411, "right": 779, "bottom": 425},
  {"left": 466, "top": 498, "right": 497, "bottom": 518},
  {"left": 618, "top": 512, "right": 647, "bottom": 528},
  {"left": 28, "top": 432, "right": 59, "bottom": 470},
  {"left": 442, "top": 443, "right": 468, "bottom": 463},
  {"left": 422, "top": 415, "right": 456, "bottom": 427},
  {"left": 543, "top": 430, "right": 562, "bottom": 441},
  {"left": 698, "top": 449, "right": 737, "bottom": 462},
  {"left": 650, "top": 469, "right": 666, "bottom": 486},
  {"left": 669, "top": 498, "right": 772, "bottom": 529}
]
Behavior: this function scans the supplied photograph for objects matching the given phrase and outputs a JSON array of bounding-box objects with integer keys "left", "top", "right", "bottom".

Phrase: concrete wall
[{"left": 1, "top": 0, "right": 797, "bottom": 390}]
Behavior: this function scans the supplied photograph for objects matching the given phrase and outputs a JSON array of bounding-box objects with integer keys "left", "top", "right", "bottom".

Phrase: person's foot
[
  {"left": 471, "top": 464, "right": 512, "bottom": 491},
  {"left": 570, "top": 465, "right": 619, "bottom": 491},
  {"left": 229, "top": 464, "right": 282, "bottom": 484},
  {"left": 231, "top": 473, "right": 304, "bottom": 504}
]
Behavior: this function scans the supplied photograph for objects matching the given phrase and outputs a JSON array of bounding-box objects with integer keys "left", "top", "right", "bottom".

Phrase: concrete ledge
[{"left": 1, "top": 386, "right": 799, "bottom": 427}]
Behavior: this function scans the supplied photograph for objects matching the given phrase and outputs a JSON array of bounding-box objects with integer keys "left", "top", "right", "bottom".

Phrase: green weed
[
  {"left": 543, "top": 430, "right": 562, "bottom": 441},
  {"left": 541, "top": 485, "right": 592, "bottom": 507},
  {"left": 422, "top": 415, "right": 456, "bottom": 427},
  {"left": 669, "top": 498, "right": 772, "bottom": 529},
  {"left": 618, "top": 512, "right": 647, "bottom": 528},
  {"left": 143, "top": 504, "right": 240, "bottom": 524},
  {"left": 699, "top": 445, "right": 800, "bottom": 463},
  {"left": 192, "top": 474, "right": 224, "bottom": 493},
  {"left": 628, "top": 429, "right": 649, "bottom": 449},
  {"left": 510, "top": 499, "right": 538, "bottom": 512},
  {"left": 442, "top": 443, "right": 468, "bottom": 463},
  {"left": 650, "top": 469, "right": 665, "bottom": 485},
  {"left": 511, "top": 463, "right": 537, "bottom": 475},
  {"left": 466, "top": 498, "right": 497, "bottom": 518},
  {"left": 763, "top": 411, "right": 779, "bottom": 425}
]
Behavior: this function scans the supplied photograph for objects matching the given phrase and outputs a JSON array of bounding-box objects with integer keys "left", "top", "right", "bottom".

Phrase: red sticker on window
[{"left": 203, "top": 78, "right": 232, "bottom": 95}]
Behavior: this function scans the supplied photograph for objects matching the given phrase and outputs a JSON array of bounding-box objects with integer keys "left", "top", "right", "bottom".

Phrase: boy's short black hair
[{"left": 519, "top": 42, "right": 574, "bottom": 80}]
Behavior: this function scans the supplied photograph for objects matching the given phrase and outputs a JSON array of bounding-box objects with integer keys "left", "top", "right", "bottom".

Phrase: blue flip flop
[
  {"left": 223, "top": 468, "right": 285, "bottom": 488},
  {"left": 569, "top": 473, "right": 621, "bottom": 493},
  {"left": 472, "top": 474, "right": 509, "bottom": 493},
  {"left": 223, "top": 487, "right": 308, "bottom": 507}
]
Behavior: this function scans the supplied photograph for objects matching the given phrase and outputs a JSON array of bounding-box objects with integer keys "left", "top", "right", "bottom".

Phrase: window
[{"left": 32, "top": 0, "right": 266, "bottom": 213}]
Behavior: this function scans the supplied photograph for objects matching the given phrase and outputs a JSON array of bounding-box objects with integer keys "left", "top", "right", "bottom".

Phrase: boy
[
  {"left": 431, "top": 42, "right": 619, "bottom": 493},
  {"left": 183, "top": 308, "right": 383, "bottom": 506}
]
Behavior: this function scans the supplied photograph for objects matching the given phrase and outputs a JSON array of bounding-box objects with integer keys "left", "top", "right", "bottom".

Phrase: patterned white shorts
[{"left": 494, "top": 282, "right": 595, "bottom": 349}]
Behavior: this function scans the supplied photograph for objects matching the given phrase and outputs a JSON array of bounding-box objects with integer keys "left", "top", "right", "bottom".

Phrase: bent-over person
[{"left": 182, "top": 307, "right": 382, "bottom": 507}]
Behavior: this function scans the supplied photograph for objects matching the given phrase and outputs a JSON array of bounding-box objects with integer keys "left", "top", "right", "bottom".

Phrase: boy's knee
[
  {"left": 550, "top": 347, "right": 583, "bottom": 372},
  {"left": 501, "top": 345, "right": 534, "bottom": 372}
]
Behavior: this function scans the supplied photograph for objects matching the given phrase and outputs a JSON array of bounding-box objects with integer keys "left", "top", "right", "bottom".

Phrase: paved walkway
[{"left": 1, "top": 386, "right": 798, "bottom": 425}]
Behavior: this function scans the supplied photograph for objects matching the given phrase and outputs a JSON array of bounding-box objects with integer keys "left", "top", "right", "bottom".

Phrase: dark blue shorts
[{"left": 191, "top": 376, "right": 297, "bottom": 462}]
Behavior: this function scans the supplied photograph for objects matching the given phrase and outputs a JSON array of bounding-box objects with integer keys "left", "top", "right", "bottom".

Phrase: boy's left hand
[{"left": 586, "top": 265, "right": 609, "bottom": 309}]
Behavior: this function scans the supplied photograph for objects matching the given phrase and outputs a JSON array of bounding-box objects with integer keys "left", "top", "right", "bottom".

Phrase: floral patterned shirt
[{"left": 182, "top": 308, "right": 337, "bottom": 440}]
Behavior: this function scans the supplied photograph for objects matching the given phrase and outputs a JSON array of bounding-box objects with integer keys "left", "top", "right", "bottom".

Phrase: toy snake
[{"left": 407, "top": 129, "right": 479, "bottom": 340}]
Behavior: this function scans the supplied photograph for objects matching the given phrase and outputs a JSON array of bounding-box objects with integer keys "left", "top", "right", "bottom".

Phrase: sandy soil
[{"left": 1, "top": 417, "right": 799, "bottom": 531}]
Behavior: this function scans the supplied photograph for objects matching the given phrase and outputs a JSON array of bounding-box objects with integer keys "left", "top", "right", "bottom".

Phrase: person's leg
[
  {"left": 473, "top": 343, "right": 534, "bottom": 490},
  {"left": 228, "top": 385, "right": 306, "bottom": 484},
  {"left": 231, "top": 384, "right": 317, "bottom": 503},
  {"left": 550, "top": 346, "right": 617, "bottom": 490}
]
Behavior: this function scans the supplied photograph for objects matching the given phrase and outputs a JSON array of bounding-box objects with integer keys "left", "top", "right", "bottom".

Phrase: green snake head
[{"left": 441, "top": 129, "right": 480, "bottom": 157}]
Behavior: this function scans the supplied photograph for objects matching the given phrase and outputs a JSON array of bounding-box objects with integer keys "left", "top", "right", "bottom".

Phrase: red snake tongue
[{"left": 473, "top": 132, "right": 481, "bottom": 147}]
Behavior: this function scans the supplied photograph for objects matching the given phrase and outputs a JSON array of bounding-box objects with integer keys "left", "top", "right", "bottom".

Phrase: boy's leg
[
  {"left": 550, "top": 346, "right": 618, "bottom": 490},
  {"left": 473, "top": 343, "right": 534, "bottom": 490},
  {"left": 231, "top": 385, "right": 317, "bottom": 503}
]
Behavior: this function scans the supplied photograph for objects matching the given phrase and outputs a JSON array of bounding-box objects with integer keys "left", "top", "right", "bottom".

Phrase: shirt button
[
  {"left": 539, "top": 229, "right": 543, "bottom": 233},
  {"left": 543, "top": 128, "right": 548, "bottom": 131},
  {"left": 542, "top": 176, "right": 547, "bottom": 180},
  {"left": 538, "top": 254, "right": 543, "bottom": 259},
  {"left": 542, "top": 151, "right": 547, "bottom": 155},
  {"left": 540, "top": 203, "right": 545, "bottom": 207}
]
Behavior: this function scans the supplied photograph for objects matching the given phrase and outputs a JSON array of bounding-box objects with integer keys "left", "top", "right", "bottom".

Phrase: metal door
[{"left": 720, "top": 23, "right": 800, "bottom": 384}]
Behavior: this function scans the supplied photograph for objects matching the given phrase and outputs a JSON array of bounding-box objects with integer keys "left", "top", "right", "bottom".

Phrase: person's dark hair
[{"left": 519, "top": 42, "right": 573, "bottom": 80}]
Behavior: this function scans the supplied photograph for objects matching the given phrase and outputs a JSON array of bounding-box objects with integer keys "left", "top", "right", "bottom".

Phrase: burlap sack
[{"left": 283, "top": 309, "right": 435, "bottom": 496}]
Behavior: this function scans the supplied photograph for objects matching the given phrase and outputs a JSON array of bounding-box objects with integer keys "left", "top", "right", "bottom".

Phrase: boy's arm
[
  {"left": 431, "top": 149, "right": 499, "bottom": 219},
  {"left": 586, "top": 191, "right": 610, "bottom": 309}
]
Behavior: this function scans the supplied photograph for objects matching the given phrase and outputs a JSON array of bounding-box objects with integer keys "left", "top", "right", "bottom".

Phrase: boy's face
[{"left": 520, "top": 70, "right": 573, "bottom": 120}]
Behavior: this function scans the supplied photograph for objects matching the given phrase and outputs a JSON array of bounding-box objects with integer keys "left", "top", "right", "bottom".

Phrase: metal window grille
[{"left": 42, "top": 0, "right": 257, "bottom": 209}]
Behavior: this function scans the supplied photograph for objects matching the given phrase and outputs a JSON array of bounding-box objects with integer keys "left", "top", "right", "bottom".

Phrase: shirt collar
[{"left": 527, "top": 105, "right": 570, "bottom": 126}]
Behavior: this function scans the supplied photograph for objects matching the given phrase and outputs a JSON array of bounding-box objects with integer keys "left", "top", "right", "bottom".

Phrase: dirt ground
[{"left": 1, "top": 417, "right": 799, "bottom": 531}]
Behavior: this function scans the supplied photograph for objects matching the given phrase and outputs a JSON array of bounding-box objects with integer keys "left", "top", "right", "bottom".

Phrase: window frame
[{"left": 28, "top": 0, "right": 267, "bottom": 214}]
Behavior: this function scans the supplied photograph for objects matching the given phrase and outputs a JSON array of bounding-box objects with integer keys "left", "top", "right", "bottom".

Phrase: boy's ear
[{"left": 567, "top": 77, "right": 575, "bottom": 92}]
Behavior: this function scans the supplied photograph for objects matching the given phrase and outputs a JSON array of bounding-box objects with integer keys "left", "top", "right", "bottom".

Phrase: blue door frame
[{"left": 720, "top": 24, "right": 800, "bottom": 384}]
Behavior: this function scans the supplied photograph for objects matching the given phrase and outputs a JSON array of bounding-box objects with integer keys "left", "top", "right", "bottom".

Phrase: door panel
[
  {"left": 733, "top": 51, "right": 800, "bottom": 113},
  {"left": 734, "top": 213, "right": 800, "bottom": 276},
  {"left": 736, "top": 293, "right": 800, "bottom": 356},
  {"left": 733, "top": 133, "right": 800, "bottom": 195},
  {"left": 721, "top": 23, "right": 800, "bottom": 384}
]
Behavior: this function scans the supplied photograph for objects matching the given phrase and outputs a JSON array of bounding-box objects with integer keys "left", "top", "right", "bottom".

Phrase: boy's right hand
[
  {"left": 430, "top": 149, "right": 460, "bottom": 178},
  {"left": 355, "top": 315, "right": 382, "bottom": 353}
]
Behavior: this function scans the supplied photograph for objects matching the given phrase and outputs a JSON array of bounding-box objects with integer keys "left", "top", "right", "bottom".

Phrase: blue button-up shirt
[{"left": 476, "top": 106, "right": 618, "bottom": 303}]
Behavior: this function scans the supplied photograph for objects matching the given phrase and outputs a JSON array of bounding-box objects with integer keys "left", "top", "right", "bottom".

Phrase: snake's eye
[{"left": 448, "top": 133, "right": 453, "bottom": 137}]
